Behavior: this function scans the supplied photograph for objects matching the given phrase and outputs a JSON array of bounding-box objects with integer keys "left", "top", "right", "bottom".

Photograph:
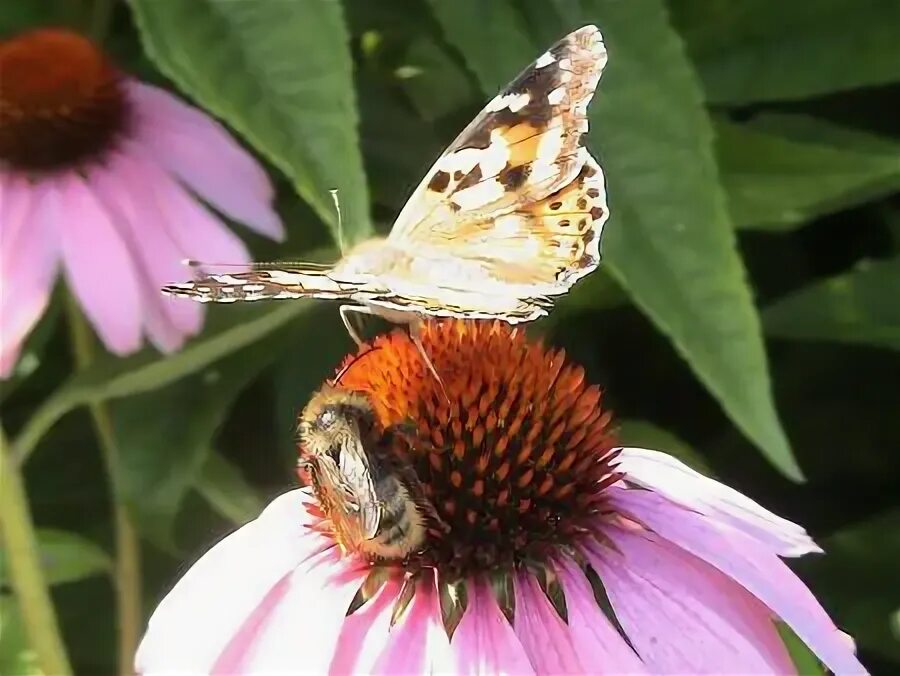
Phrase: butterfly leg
[
  {"left": 340, "top": 305, "right": 449, "bottom": 402},
  {"left": 339, "top": 304, "right": 369, "bottom": 347},
  {"left": 407, "top": 319, "right": 450, "bottom": 404}
]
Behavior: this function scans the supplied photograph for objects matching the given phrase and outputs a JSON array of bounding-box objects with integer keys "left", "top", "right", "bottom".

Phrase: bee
[{"left": 297, "top": 382, "right": 444, "bottom": 562}]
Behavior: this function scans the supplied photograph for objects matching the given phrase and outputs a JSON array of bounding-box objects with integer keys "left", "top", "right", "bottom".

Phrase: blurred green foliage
[{"left": 2, "top": 0, "right": 898, "bottom": 673}]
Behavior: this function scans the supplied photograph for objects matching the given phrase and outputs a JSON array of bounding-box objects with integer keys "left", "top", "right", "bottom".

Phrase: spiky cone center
[
  {"left": 303, "top": 320, "right": 622, "bottom": 629},
  {"left": 0, "top": 28, "right": 129, "bottom": 172}
]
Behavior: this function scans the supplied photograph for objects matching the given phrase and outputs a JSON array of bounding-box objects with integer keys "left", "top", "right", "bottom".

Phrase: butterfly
[{"left": 162, "top": 25, "right": 609, "bottom": 344}]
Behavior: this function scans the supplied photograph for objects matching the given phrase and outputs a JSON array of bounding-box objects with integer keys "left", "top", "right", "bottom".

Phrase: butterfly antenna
[{"left": 330, "top": 188, "right": 346, "bottom": 256}]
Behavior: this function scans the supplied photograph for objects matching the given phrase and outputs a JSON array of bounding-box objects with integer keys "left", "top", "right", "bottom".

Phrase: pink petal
[
  {"left": 231, "top": 551, "right": 367, "bottom": 673},
  {"left": 583, "top": 526, "right": 794, "bottom": 674},
  {"left": 211, "top": 572, "right": 294, "bottom": 672},
  {"left": 617, "top": 447, "right": 820, "bottom": 556},
  {"left": 87, "top": 154, "right": 203, "bottom": 351},
  {"left": 452, "top": 578, "right": 534, "bottom": 675},
  {"left": 56, "top": 175, "right": 142, "bottom": 354},
  {"left": 0, "top": 176, "right": 58, "bottom": 376},
  {"left": 513, "top": 570, "right": 585, "bottom": 673},
  {"left": 608, "top": 486, "right": 867, "bottom": 675},
  {"left": 554, "top": 557, "right": 647, "bottom": 674},
  {"left": 372, "top": 573, "right": 454, "bottom": 674},
  {"left": 125, "top": 81, "right": 284, "bottom": 240},
  {"left": 121, "top": 142, "right": 251, "bottom": 269},
  {"left": 330, "top": 577, "right": 403, "bottom": 675},
  {"left": 135, "top": 490, "right": 324, "bottom": 674}
]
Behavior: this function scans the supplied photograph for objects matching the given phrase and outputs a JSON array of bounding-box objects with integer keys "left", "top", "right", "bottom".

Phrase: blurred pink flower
[
  {"left": 0, "top": 28, "right": 283, "bottom": 376},
  {"left": 136, "top": 449, "right": 865, "bottom": 675}
]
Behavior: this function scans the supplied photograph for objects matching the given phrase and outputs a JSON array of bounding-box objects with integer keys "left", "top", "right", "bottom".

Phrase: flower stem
[
  {"left": 0, "top": 428, "right": 73, "bottom": 676},
  {"left": 65, "top": 299, "right": 142, "bottom": 676}
]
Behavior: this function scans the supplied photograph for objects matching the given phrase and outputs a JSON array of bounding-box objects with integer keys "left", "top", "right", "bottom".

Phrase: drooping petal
[
  {"left": 330, "top": 577, "right": 404, "bottom": 675},
  {"left": 617, "top": 447, "right": 820, "bottom": 556},
  {"left": 135, "top": 490, "right": 324, "bottom": 674},
  {"left": 513, "top": 570, "right": 585, "bottom": 674},
  {"left": 554, "top": 557, "right": 646, "bottom": 674},
  {"left": 0, "top": 176, "right": 59, "bottom": 376},
  {"left": 87, "top": 153, "right": 202, "bottom": 351},
  {"left": 608, "top": 486, "right": 867, "bottom": 675},
  {"left": 125, "top": 81, "right": 284, "bottom": 240},
  {"left": 452, "top": 578, "right": 534, "bottom": 676},
  {"left": 228, "top": 551, "right": 368, "bottom": 674},
  {"left": 121, "top": 141, "right": 251, "bottom": 270},
  {"left": 371, "top": 574, "right": 454, "bottom": 675},
  {"left": 56, "top": 174, "right": 142, "bottom": 354},
  {"left": 584, "top": 525, "right": 794, "bottom": 674}
]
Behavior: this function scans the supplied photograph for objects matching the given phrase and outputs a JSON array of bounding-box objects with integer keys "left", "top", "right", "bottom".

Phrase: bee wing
[{"left": 335, "top": 435, "right": 383, "bottom": 540}]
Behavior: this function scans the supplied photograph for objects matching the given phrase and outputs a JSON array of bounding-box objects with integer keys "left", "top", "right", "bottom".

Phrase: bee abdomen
[{"left": 362, "top": 481, "right": 426, "bottom": 560}]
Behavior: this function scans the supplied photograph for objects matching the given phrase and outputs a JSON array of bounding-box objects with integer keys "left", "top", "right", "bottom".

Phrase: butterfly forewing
[
  {"left": 161, "top": 25, "right": 609, "bottom": 325},
  {"left": 388, "top": 24, "right": 607, "bottom": 244}
]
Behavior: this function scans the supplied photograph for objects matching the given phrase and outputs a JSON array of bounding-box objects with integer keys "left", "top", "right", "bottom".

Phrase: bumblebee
[{"left": 297, "top": 383, "right": 443, "bottom": 561}]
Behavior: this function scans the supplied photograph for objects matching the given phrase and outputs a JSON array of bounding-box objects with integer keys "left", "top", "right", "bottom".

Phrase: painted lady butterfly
[{"left": 163, "top": 25, "right": 609, "bottom": 343}]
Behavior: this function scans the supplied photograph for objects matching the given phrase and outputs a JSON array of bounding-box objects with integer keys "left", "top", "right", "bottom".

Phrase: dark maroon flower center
[
  {"left": 322, "top": 320, "right": 621, "bottom": 580},
  {"left": 0, "top": 28, "right": 130, "bottom": 173}
]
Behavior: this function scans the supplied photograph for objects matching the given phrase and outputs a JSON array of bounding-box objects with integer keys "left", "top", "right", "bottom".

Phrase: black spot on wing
[
  {"left": 428, "top": 170, "right": 451, "bottom": 193},
  {"left": 453, "top": 55, "right": 569, "bottom": 151},
  {"left": 498, "top": 163, "right": 531, "bottom": 190},
  {"left": 590, "top": 206, "right": 605, "bottom": 220},
  {"left": 456, "top": 164, "right": 483, "bottom": 191}
]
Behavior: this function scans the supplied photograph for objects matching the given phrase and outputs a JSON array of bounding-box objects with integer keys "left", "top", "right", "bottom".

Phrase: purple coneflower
[
  {"left": 137, "top": 321, "right": 865, "bottom": 674},
  {"left": 0, "top": 28, "right": 283, "bottom": 375}
]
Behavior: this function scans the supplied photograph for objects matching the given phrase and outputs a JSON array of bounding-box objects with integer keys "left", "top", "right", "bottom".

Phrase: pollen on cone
[{"left": 333, "top": 320, "right": 619, "bottom": 578}]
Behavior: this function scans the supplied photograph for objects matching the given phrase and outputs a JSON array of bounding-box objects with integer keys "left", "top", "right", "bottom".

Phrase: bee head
[{"left": 297, "top": 385, "right": 378, "bottom": 459}]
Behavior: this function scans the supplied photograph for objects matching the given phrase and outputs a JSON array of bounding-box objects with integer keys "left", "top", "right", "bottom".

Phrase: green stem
[
  {"left": 65, "top": 299, "right": 142, "bottom": 676},
  {"left": 0, "top": 429, "right": 73, "bottom": 676}
]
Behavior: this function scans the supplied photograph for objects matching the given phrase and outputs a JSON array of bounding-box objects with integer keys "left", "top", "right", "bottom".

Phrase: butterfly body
[{"left": 163, "top": 25, "right": 609, "bottom": 327}]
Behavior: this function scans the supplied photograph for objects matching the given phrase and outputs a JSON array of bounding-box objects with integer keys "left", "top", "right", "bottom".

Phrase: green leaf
[
  {"left": 616, "top": 420, "right": 711, "bottom": 474},
  {"left": 0, "top": 597, "right": 43, "bottom": 676},
  {"left": 425, "top": 0, "right": 536, "bottom": 92},
  {"left": 130, "top": 0, "right": 371, "bottom": 244},
  {"left": 797, "top": 509, "right": 900, "bottom": 662},
  {"left": 402, "top": 38, "right": 476, "bottom": 122},
  {"left": 0, "top": 529, "right": 110, "bottom": 587},
  {"left": 13, "top": 301, "right": 310, "bottom": 465},
  {"left": 776, "top": 623, "right": 827, "bottom": 676},
  {"left": 195, "top": 452, "right": 265, "bottom": 526},
  {"left": 358, "top": 77, "right": 443, "bottom": 217},
  {"left": 764, "top": 257, "right": 900, "bottom": 351},
  {"left": 670, "top": 0, "right": 900, "bottom": 104},
  {"left": 718, "top": 115, "right": 900, "bottom": 231},
  {"left": 112, "top": 317, "right": 301, "bottom": 546},
  {"left": 527, "top": 1, "right": 798, "bottom": 477}
]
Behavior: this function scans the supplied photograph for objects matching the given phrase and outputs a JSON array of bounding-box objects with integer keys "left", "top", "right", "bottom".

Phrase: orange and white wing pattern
[
  {"left": 161, "top": 25, "right": 609, "bottom": 324},
  {"left": 382, "top": 24, "right": 609, "bottom": 312}
]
